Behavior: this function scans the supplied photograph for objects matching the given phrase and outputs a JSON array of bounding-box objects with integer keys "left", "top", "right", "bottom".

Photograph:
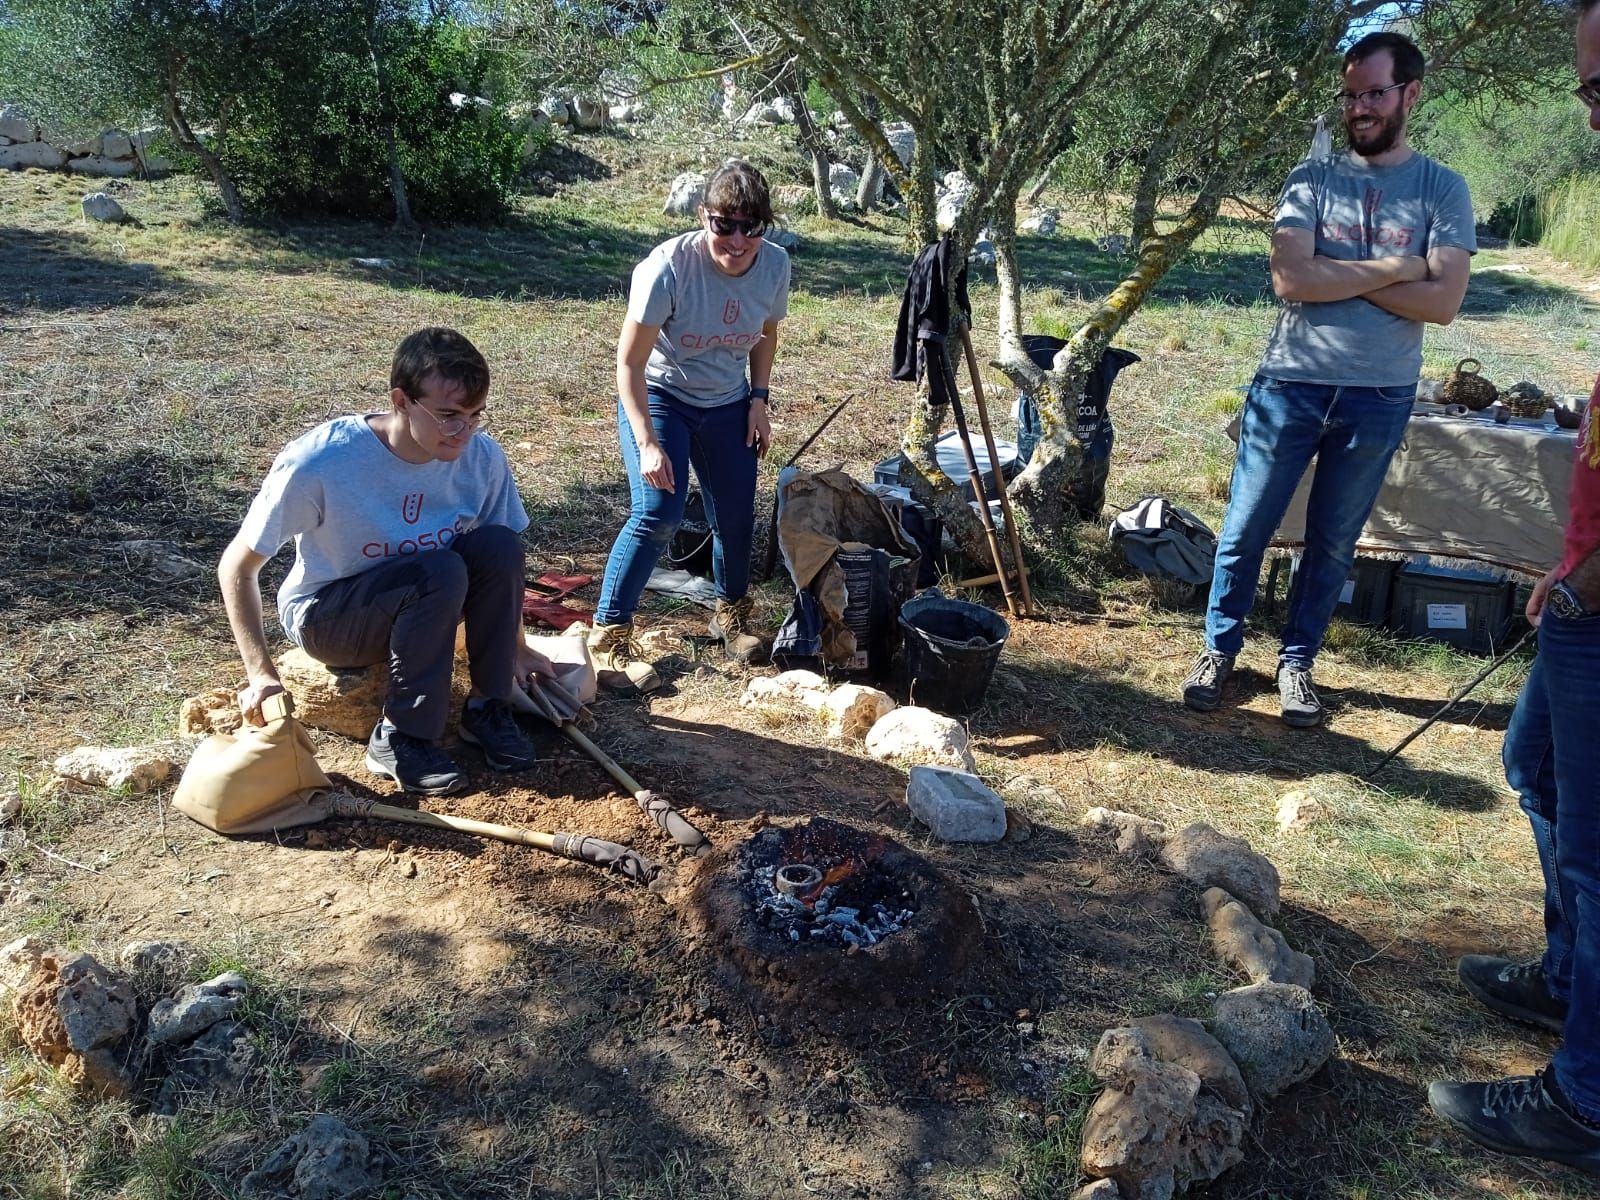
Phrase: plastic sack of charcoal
[{"left": 771, "top": 466, "right": 920, "bottom": 680}]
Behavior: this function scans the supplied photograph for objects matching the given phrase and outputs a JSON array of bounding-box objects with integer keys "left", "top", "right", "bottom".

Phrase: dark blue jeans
[
  {"left": 1503, "top": 606, "right": 1600, "bottom": 1121},
  {"left": 595, "top": 388, "right": 758, "bottom": 625},
  {"left": 1205, "top": 374, "right": 1414, "bottom": 668}
]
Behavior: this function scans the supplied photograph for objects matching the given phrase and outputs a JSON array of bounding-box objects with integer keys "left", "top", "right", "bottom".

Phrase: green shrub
[{"left": 1541, "top": 173, "right": 1600, "bottom": 269}]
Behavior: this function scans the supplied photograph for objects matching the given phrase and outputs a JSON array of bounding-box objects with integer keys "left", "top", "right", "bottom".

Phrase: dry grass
[{"left": 2, "top": 133, "right": 1599, "bottom": 1199}]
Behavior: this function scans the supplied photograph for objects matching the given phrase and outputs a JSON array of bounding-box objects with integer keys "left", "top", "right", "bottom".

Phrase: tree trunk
[
  {"left": 782, "top": 73, "right": 837, "bottom": 220},
  {"left": 369, "top": 34, "right": 415, "bottom": 229},
  {"left": 856, "top": 156, "right": 883, "bottom": 212},
  {"left": 162, "top": 81, "right": 242, "bottom": 224}
]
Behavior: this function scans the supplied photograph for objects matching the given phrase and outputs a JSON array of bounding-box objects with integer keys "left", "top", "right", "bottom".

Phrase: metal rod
[
  {"left": 761, "top": 393, "right": 854, "bottom": 581},
  {"left": 1363, "top": 629, "right": 1533, "bottom": 780},
  {"left": 960, "top": 329, "right": 1033, "bottom": 616},
  {"left": 939, "top": 341, "right": 1019, "bottom": 618}
]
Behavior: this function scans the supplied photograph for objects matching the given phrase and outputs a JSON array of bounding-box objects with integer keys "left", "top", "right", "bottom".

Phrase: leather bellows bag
[{"left": 172, "top": 691, "right": 332, "bottom": 834}]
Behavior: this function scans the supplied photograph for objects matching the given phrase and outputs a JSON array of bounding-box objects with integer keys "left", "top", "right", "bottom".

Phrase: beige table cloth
[{"left": 1230, "top": 410, "right": 1576, "bottom": 579}]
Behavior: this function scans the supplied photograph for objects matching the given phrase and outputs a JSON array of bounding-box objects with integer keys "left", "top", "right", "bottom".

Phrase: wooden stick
[
  {"left": 760, "top": 393, "right": 854, "bottom": 581},
  {"left": 939, "top": 342, "right": 1020, "bottom": 618},
  {"left": 960, "top": 329, "right": 1033, "bottom": 616},
  {"left": 953, "top": 566, "right": 1033, "bottom": 589}
]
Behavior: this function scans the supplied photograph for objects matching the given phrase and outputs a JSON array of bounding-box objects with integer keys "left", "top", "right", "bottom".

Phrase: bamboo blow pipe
[
  {"left": 323, "top": 794, "right": 661, "bottom": 884},
  {"left": 938, "top": 342, "right": 1021, "bottom": 619},
  {"left": 959, "top": 329, "right": 1033, "bottom": 616}
]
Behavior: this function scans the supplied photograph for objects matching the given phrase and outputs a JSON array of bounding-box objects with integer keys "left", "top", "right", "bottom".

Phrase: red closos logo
[
  {"left": 1320, "top": 222, "right": 1416, "bottom": 247},
  {"left": 678, "top": 331, "right": 765, "bottom": 350},
  {"left": 362, "top": 519, "right": 466, "bottom": 560}
]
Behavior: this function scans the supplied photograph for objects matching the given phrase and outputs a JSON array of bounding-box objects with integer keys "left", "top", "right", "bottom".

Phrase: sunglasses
[{"left": 705, "top": 212, "right": 766, "bottom": 238}]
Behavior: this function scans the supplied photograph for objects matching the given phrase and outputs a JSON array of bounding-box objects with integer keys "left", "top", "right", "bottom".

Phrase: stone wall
[{"left": 0, "top": 104, "right": 171, "bottom": 177}]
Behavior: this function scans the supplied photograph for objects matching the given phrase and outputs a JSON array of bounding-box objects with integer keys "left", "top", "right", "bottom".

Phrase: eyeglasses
[
  {"left": 407, "top": 396, "right": 487, "bottom": 437},
  {"left": 1336, "top": 82, "right": 1407, "bottom": 108},
  {"left": 705, "top": 212, "right": 766, "bottom": 238},
  {"left": 1576, "top": 81, "right": 1600, "bottom": 109}
]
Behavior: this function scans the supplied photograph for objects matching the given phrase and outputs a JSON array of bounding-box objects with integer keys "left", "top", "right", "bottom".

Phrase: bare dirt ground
[{"left": 3, "top": 134, "right": 1599, "bottom": 1198}]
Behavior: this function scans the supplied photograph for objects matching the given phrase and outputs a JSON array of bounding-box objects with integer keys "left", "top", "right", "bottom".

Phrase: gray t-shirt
[
  {"left": 238, "top": 415, "right": 529, "bottom": 642},
  {"left": 1258, "top": 151, "right": 1476, "bottom": 388},
  {"left": 626, "top": 230, "right": 790, "bottom": 407}
]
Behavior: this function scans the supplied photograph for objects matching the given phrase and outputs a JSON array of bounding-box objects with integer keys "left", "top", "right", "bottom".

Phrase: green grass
[{"left": 1541, "top": 173, "right": 1600, "bottom": 269}]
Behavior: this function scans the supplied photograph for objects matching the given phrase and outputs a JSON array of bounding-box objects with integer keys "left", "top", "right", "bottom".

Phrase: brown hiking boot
[
  {"left": 708, "top": 596, "right": 765, "bottom": 664},
  {"left": 587, "top": 622, "right": 661, "bottom": 694}
]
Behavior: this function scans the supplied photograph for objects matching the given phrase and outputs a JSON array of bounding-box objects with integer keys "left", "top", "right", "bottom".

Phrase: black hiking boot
[
  {"left": 1182, "top": 651, "right": 1234, "bottom": 711},
  {"left": 1429, "top": 1068, "right": 1600, "bottom": 1176},
  {"left": 1458, "top": 955, "right": 1569, "bottom": 1034},
  {"left": 1277, "top": 663, "right": 1325, "bottom": 727},
  {"left": 365, "top": 722, "right": 467, "bottom": 795},
  {"left": 459, "top": 697, "right": 539, "bottom": 772}
]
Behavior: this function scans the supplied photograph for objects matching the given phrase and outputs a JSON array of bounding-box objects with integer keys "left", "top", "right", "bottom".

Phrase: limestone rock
[
  {"left": 570, "top": 96, "right": 606, "bottom": 130},
  {"left": 1211, "top": 982, "right": 1335, "bottom": 1101},
  {"left": 0, "top": 135, "right": 10, "bottom": 146},
  {"left": 864, "top": 706, "right": 976, "bottom": 771},
  {"left": 1080, "top": 1054, "right": 1246, "bottom": 1200},
  {"left": 120, "top": 939, "right": 193, "bottom": 985},
  {"left": 1022, "top": 207, "right": 1059, "bottom": 236},
  {"left": 1081, "top": 807, "right": 1168, "bottom": 856},
  {"left": 179, "top": 688, "right": 245, "bottom": 738},
  {"left": 0, "top": 792, "right": 20, "bottom": 825},
  {"left": 119, "top": 538, "right": 203, "bottom": 578},
  {"left": 148, "top": 971, "right": 249, "bottom": 1045},
  {"left": 1, "top": 935, "right": 47, "bottom": 988},
  {"left": 1159, "top": 823, "right": 1280, "bottom": 920},
  {"left": 822, "top": 684, "right": 895, "bottom": 740},
  {"left": 12, "top": 952, "right": 138, "bottom": 1098},
  {"left": 1092, "top": 1015, "right": 1250, "bottom": 1113},
  {"left": 764, "top": 227, "right": 801, "bottom": 251},
  {"left": 71, "top": 155, "right": 139, "bottom": 178},
  {"left": 905, "top": 766, "right": 1006, "bottom": 843},
  {"left": 740, "top": 670, "right": 830, "bottom": 713},
  {"left": 242, "top": 1114, "right": 378, "bottom": 1199},
  {"left": 100, "top": 128, "right": 134, "bottom": 158},
  {"left": 884, "top": 123, "right": 916, "bottom": 168},
  {"left": 0, "top": 141, "right": 67, "bottom": 170},
  {"left": 540, "top": 95, "right": 572, "bottom": 125},
  {"left": 1098, "top": 233, "right": 1130, "bottom": 256},
  {"left": 63, "top": 134, "right": 102, "bottom": 156},
  {"left": 1071, "top": 1182, "right": 1123, "bottom": 1200},
  {"left": 1202, "top": 888, "right": 1313, "bottom": 989},
  {"left": 277, "top": 647, "right": 385, "bottom": 740},
  {"left": 827, "top": 162, "right": 860, "bottom": 209},
  {"left": 81, "top": 191, "right": 128, "bottom": 222},
  {"left": 663, "top": 171, "right": 706, "bottom": 217},
  {"left": 53, "top": 744, "right": 174, "bottom": 793},
  {"left": 153, "top": 1018, "right": 260, "bottom": 1115},
  {"left": 936, "top": 170, "right": 973, "bottom": 232},
  {"left": 1276, "top": 789, "right": 1327, "bottom": 834},
  {"left": 0, "top": 104, "right": 37, "bottom": 142}
]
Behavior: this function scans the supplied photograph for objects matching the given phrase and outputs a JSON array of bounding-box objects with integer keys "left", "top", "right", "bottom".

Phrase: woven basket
[
  {"left": 1440, "top": 358, "right": 1497, "bottom": 411},
  {"left": 1503, "top": 381, "right": 1549, "bottom": 419}
]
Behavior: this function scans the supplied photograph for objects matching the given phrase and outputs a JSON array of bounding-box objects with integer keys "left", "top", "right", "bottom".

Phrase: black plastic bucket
[{"left": 898, "top": 591, "right": 1009, "bottom": 714}]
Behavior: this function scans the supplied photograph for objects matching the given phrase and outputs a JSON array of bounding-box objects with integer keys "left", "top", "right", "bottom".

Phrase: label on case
[{"left": 1426, "top": 603, "right": 1468, "bottom": 630}]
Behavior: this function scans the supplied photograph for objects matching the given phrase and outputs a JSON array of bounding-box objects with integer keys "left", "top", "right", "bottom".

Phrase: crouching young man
[{"left": 218, "top": 326, "right": 539, "bottom": 795}]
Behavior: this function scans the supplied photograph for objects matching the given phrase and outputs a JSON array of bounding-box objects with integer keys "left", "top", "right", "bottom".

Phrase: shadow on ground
[{"left": 0, "top": 226, "right": 189, "bottom": 313}]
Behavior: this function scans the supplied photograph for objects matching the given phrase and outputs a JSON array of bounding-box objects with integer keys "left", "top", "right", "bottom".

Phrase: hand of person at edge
[
  {"left": 516, "top": 639, "right": 556, "bottom": 685},
  {"left": 639, "top": 440, "right": 675, "bottom": 493},
  {"left": 1527, "top": 566, "right": 1559, "bottom": 627},
  {"left": 237, "top": 679, "right": 285, "bottom": 727},
  {"left": 747, "top": 401, "right": 772, "bottom": 459}
]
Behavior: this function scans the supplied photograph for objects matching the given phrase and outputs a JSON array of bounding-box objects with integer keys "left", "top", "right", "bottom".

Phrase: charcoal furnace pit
[{"left": 693, "top": 817, "right": 979, "bottom": 1006}]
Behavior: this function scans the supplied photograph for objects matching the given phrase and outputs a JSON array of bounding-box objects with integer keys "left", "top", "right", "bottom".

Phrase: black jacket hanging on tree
[{"left": 890, "top": 235, "right": 971, "bottom": 386}]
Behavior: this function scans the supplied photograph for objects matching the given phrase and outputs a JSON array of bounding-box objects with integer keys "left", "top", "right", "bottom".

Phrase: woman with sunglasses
[{"left": 589, "top": 160, "right": 790, "bottom": 692}]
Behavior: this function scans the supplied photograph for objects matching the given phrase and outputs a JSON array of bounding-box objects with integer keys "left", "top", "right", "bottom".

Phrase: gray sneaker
[
  {"left": 1182, "top": 651, "right": 1234, "bottom": 711},
  {"left": 1428, "top": 1068, "right": 1600, "bottom": 1176},
  {"left": 1277, "top": 664, "right": 1324, "bottom": 727}
]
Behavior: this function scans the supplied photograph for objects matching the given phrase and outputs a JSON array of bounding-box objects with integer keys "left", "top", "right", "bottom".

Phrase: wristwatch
[
  {"left": 1548, "top": 579, "right": 1593, "bottom": 620},
  {"left": 750, "top": 386, "right": 776, "bottom": 415}
]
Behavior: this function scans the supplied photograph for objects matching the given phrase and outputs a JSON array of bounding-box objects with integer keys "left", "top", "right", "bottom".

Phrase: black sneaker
[
  {"left": 1182, "top": 651, "right": 1234, "bottom": 711},
  {"left": 1459, "top": 955, "right": 1568, "bottom": 1034},
  {"left": 365, "top": 722, "right": 467, "bottom": 795},
  {"left": 458, "top": 698, "right": 538, "bottom": 772},
  {"left": 1277, "top": 664, "right": 1324, "bottom": 727},
  {"left": 1429, "top": 1068, "right": 1600, "bottom": 1176}
]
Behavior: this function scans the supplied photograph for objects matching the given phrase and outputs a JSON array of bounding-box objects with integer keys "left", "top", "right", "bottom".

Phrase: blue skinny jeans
[
  {"left": 1205, "top": 374, "right": 1415, "bottom": 669},
  {"left": 1503, "top": 606, "right": 1600, "bottom": 1122},
  {"left": 595, "top": 388, "right": 757, "bottom": 625}
]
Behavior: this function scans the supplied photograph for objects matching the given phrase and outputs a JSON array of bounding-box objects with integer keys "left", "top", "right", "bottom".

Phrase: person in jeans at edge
[
  {"left": 587, "top": 160, "right": 790, "bottom": 693},
  {"left": 218, "top": 327, "right": 541, "bottom": 796},
  {"left": 1182, "top": 30, "right": 1474, "bottom": 726},
  {"left": 1426, "top": 1, "right": 1600, "bottom": 1175}
]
